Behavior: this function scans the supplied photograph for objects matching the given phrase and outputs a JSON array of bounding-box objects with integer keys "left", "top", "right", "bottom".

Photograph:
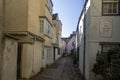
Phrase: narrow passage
[{"left": 30, "top": 57, "right": 81, "bottom": 80}]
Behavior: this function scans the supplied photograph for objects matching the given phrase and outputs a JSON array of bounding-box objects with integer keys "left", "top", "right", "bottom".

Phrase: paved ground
[{"left": 30, "top": 56, "right": 81, "bottom": 80}]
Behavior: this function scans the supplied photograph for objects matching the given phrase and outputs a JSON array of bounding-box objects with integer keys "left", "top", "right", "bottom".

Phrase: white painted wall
[
  {"left": 67, "top": 35, "right": 76, "bottom": 55},
  {"left": 61, "top": 39, "right": 67, "bottom": 54},
  {"left": 78, "top": 0, "right": 120, "bottom": 80}
]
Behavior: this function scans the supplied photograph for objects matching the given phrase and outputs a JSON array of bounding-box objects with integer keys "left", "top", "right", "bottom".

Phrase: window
[
  {"left": 40, "top": 17, "right": 52, "bottom": 38},
  {"left": 46, "top": 0, "right": 53, "bottom": 14},
  {"left": 40, "top": 19, "right": 44, "bottom": 33},
  {"left": 102, "top": 0, "right": 119, "bottom": 15},
  {"left": 101, "top": 44, "right": 120, "bottom": 53},
  {"left": 45, "top": 22, "right": 52, "bottom": 38}
]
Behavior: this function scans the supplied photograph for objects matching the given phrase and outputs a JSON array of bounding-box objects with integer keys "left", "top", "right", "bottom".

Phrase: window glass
[{"left": 103, "top": 0, "right": 119, "bottom": 15}]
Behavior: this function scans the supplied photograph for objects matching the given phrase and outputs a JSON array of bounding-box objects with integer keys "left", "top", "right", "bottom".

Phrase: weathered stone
[{"left": 30, "top": 57, "right": 81, "bottom": 80}]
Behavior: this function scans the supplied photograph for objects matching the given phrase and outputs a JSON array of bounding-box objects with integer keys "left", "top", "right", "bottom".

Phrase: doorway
[
  {"left": 17, "top": 44, "right": 22, "bottom": 79},
  {"left": 53, "top": 47, "right": 56, "bottom": 61}
]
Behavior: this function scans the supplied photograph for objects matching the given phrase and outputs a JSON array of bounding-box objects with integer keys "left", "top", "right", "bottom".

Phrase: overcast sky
[{"left": 52, "top": 0, "right": 84, "bottom": 37}]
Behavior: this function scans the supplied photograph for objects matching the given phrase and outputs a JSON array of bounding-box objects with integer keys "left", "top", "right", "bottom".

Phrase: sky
[{"left": 52, "top": 0, "right": 84, "bottom": 37}]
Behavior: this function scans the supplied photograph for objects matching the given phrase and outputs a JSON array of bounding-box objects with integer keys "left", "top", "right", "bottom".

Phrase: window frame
[
  {"left": 101, "top": 44, "right": 120, "bottom": 53},
  {"left": 40, "top": 19, "right": 44, "bottom": 33},
  {"left": 102, "top": 0, "right": 120, "bottom": 16},
  {"left": 46, "top": 0, "right": 53, "bottom": 14}
]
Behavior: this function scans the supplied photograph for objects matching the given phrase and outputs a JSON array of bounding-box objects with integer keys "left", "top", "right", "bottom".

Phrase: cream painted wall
[
  {"left": 33, "top": 41, "right": 42, "bottom": 75},
  {"left": 0, "top": 0, "right": 3, "bottom": 52},
  {"left": 21, "top": 44, "right": 33, "bottom": 79},
  {"left": 4, "top": 0, "right": 28, "bottom": 32},
  {"left": 2, "top": 38, "right": 17, "bottom": 80},
  {"left": 0, "top": 0, "right": 3, "bottom": 58},
  {"left": 52, "top": 25, "right": 57, "bottom": 44},
  {"left": 0, "top": 0, "right": 3, "bottom": 16},
  {"left": 28, "top": 0, "right": 45, "bottom": 36},
  {"left": 44, "top": 37, "right": 52, "bottom": 46},
  {"left": 21, "top": 41, "right": 43, "bottom": 79},
  {"left": 45, "top": 2, "right": 53, "bottom": 24}
]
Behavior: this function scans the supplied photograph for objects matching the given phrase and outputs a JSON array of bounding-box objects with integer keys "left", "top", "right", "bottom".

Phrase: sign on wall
[{"left": 99, "top": 18, "right": 112, "bottom": 37}]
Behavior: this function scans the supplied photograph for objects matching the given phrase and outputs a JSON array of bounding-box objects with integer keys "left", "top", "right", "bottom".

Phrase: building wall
[
  {"left": 42, "top": 47, "right": 53, "bottom": 67},
  {"left": 21, "top": 43, "right": 33, "bottom": 79},
  {"left": 45, "top": 0, "right": 53, "bottom": 24},
  {"left": 61, "top": 39, "right": 67, "bottom": 55},
  {"left": 0, "top": 0, "right": 3, "bottom": 79},
  {"left": 0, "top": 0, "right": 3, "bottom": 57},
  {"left": 90, "top": 0, "right": 120, "bottom": 42},
  {"left": 28, "top": 0, "right": 45, "bottom": 36},
  {"left": 52, "top": 25, "right": 57, "bottom": 43},
  {"left": 89, "top": 0, "right": 120, "bottom": 80},
  {"left": 79, "top": 37, "right": 84, "bottom": 74},
  {"left": 78, "top": 0, "right": 120, "bottom": 80},
  {"left": 43, "top": 0, "right": 53, "bottom": 63},
  {"left": 21, "top": 40, "right": 43, "bottom": 79},
  {"left": 32, "top": 41, "right": 43, "bottom": 75},
  {"left": 2, "top": 38, "right": 17, "bottom": 80},
  {"left": 1, "top": 0, "right": 62, "bottom": 80},
  {"left": 4, "top": 0, "right": 28, "bottom": 32},
  {"left": 54, "top": 47, "right": 61, "bottom": 60},
  {"left": 67, "top": 36, "right": 76, "bottom": 54},
  {"left": 0, "top": 0, "right": 3, "bottom": 53}
]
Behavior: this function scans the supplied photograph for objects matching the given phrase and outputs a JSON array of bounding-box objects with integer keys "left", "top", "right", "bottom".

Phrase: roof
[
  {"left": 52, "top": 13, "right": 58, "bottom": 20},
  {"left": 62, "top": 31, "right": 76, "bottom": 43}
]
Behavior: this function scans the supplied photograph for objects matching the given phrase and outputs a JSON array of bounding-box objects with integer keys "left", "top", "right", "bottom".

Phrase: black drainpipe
[{"left": 83, "top": 7, "right": 86, "bottom": 80}]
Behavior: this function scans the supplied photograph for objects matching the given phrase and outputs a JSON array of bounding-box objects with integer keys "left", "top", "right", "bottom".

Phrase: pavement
[{"left": 30, "top": 56, "right": 81, "bottom": 80}]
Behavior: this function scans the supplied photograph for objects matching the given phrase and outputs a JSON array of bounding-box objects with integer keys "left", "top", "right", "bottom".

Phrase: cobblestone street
[{"left": 30, "top": 57, "right": 81, "bottom": 80}]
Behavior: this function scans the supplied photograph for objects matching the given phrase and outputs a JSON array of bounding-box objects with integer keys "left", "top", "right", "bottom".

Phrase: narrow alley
[{"left": 30, "top": 57, "right": 81, "bottom": 80}]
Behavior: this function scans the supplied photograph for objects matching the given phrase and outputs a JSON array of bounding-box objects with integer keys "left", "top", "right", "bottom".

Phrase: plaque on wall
[{"left": 99, "top": 18, "right": 112, "bottom": 37}]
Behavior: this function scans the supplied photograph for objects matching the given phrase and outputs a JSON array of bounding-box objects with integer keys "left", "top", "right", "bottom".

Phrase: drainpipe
[{"left": 83, "top": 7, "right": 86, "bottom": 80}]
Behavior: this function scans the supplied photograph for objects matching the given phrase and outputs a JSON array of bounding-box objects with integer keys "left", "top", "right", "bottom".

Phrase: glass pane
[
  {"left": 108, "top": 4, "right": 112, "bottom": 13},
  {"left": 103, "top": 4, "right": 108, "bottom": 13},
  {"left": 103, "top": 2, "right": 118, "bottom": 14}
]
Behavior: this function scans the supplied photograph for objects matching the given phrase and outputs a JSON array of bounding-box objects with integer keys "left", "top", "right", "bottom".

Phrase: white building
[
  {"left": 66, "top": 32, "right": 76, "bottom": 55},
  {"left": 77, "top": 0, "right": 120, "bottom": 80},
  {"left": 61, "top": 38, "right": 67, "bottom": 56}
]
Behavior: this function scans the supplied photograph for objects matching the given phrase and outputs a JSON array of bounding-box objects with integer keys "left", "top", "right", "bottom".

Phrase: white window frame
[
  {"left": 103, "top": 0, "right": 119, "bottom": 15},
  {"left": 46, "top": 0, "right": 53, "bottom": 14},
  {"left": 40, "top": 19, "right": 44, "bottom": 33}
]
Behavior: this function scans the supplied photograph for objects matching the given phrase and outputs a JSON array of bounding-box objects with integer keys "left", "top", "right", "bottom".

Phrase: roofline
[
  {"left": 50, "top": 0, "right": 53, "bottom": 6},
  {"left": 76, "top": 0, "right": 89, "bottom": 31}
]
